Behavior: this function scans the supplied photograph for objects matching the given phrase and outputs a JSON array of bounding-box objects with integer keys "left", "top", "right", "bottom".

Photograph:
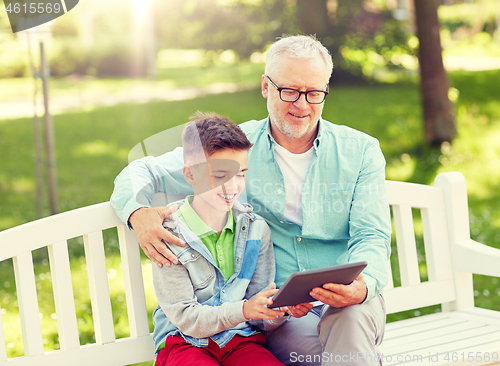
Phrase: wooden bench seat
[{"left": 1, "top": 171, "right": 499, "bottom": 365}]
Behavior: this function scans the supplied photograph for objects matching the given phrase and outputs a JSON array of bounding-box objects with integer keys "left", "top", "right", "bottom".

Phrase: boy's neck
[{"left": 190, "top": 197, "right": 229, "bottom": 234}]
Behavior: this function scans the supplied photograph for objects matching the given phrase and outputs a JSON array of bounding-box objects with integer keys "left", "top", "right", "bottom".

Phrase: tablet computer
[{"left": 270, "top": 261, "right": 367, "bottom": 308}]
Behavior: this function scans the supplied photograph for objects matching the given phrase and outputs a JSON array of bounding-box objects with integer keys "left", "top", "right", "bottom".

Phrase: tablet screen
[{"left": 270, "top": 261, "right": 367, "bottom": 308}]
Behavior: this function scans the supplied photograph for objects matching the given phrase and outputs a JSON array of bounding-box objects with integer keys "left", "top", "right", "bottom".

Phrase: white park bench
[{"left": 0, "top": 171, "right": 499, "bottom": 366}]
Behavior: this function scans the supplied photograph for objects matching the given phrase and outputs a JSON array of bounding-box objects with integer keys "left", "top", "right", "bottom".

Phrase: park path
[
  {"left": 0, "top": 81, "right": 257, "bottom": 120},
  {"left": 1, "top": 55, "right": 500, "bottom": 121}
]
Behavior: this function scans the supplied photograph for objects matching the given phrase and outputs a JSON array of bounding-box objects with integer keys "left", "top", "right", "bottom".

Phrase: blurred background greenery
[
  {"left": 0, "top": 0, "right": 499, "bottom": 364},
  {"left": 0, "top": 0, "right": 499, "bottom": 80}
]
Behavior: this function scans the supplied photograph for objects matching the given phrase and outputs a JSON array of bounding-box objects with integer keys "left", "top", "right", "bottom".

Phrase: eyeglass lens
[{"left": 280, "top": 89, "right": 326, "bottom": 104}]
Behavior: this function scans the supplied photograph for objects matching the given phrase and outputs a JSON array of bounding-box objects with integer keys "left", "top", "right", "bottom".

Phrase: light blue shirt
[{"left": 111, "top": 117, "right": 392, "bottom": 302}]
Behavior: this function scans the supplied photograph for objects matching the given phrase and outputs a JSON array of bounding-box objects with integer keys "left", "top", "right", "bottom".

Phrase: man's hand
[
  {"left": 243, "top": 283, "right": 285, "bottom": 320},
  {"left": 129, "top": 205, "right": 185, "bottom": 267},
  {"left": 309, "top": 273, "right": 367, "bottom": 308},
  {"left": 281, "top": 302, "right": 314, "bottom": 318}
]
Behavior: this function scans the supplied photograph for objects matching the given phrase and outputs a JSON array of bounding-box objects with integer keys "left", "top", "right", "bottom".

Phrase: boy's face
[{"left": 185, "top": 148, "right": 249, "bottom": 213}]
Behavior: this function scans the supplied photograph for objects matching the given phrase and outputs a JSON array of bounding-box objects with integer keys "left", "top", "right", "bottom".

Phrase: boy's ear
[{"left": 183, "top": 165, "right": 195, "bottom": 185}]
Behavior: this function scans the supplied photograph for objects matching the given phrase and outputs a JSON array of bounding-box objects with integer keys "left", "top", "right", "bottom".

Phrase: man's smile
[{"left": 289, "top": 112, "right": 309, "bottom": 119}]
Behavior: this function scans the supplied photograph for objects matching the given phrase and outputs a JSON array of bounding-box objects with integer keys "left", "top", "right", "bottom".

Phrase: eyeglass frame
[{"left": 266, "top": 75, "right": 329, "bottom": 104}]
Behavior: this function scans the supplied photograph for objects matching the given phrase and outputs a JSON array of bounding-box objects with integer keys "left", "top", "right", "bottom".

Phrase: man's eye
[
  {"left": 309, "top": 92, "right": 321, "bottom": 98},
  {"left": 236, "top": 173, "right": 245, "bottom": 178},
  {"left": 213, "top": 175, "right": 226, "bottom": 180},
  {"left": 282, "top": 89, "right": 297, "bottom": 96}
]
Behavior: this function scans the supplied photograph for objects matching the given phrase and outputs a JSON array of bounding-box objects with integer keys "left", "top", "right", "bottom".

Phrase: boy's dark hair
[{"left": 182, "top": 111, "right": 253, "bottom": 164}]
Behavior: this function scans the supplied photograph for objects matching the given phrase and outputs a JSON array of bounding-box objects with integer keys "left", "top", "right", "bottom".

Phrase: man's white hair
[{"left": 264, "top": 34, "right": 334, "bottom": 83}]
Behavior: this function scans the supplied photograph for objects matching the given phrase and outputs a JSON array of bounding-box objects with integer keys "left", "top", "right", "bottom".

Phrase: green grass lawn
[
  {"left": 0, "top": 69, "right": 499, "bottom": 362},
  {"left": 0, "top": 61, "right": 264, "bottom": 103}
]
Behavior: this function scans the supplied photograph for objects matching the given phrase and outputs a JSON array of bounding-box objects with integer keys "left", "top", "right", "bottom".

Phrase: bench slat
[
  {"left": 83, "top": 232, "right": 115, "bottom": 345},
  {"left": 383, "top": 331, "right": 500, "bottom": 366},
  {"left": 384, "top": 319, "right": 485, "bottom": 348},
  {"left": 386, "top": 181, "right": 443, "bottom": 209},
  {"left": 13, "top": 252, "right": 44, "bottom": 356},
  {"left": 0, "top": 335, "right": 154, "bottom": 366},
  {"left": 385, "top": 311, "right": 451, "bottom": 331},
  {"left": 0, "top": 203, "right": 123, "bottom": 262},
  {"left": 384, "top": 279, "right": 456, "bottom": 314},
  {"left": 383, "top": 324, "right": 499, "bottom": 356},
  {"left": 48, "top": 241, "right": 80, "bottom": 350},
  {"left": 392, "top": 204, "right": 420, "bottom": 287},
  {"left": 421, "top": 205, "right": 454, "bottom": 282},
  {"left": 453, "top": 307, "right": 500, "bottom": 327},
  {"left": 384, "top": 317, "right": 467, "bottom": 340},
  {"left": 117, "top": 225, "right": 150, "bottom": 338}
]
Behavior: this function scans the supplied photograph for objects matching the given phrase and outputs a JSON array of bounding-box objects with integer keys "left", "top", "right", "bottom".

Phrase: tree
[
  {"left": 414, "top": 0, "right": 457, "bottom": 145},
  {"left": 296, "top": 0, "right": 414, "bottom": 82}
]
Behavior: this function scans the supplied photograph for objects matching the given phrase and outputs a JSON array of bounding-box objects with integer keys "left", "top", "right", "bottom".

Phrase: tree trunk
[
  {"left": 296, "top": 0, "right": 331, "bottom": 37},
  {"left": 414, "top": 0, "right": 456, "bottom": 145}
]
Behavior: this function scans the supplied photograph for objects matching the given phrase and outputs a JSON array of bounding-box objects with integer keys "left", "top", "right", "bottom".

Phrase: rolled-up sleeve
[
  {"left": 347, "top": 140, "right": 392, "bottom": 302},
  {"left": 110, "top": 147, "right": 192, "bottom": 224}
]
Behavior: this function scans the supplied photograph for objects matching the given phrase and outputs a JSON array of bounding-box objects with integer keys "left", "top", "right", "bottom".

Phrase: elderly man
[{"left": 111, "top": 35, "right": 391, "bottom": 366}]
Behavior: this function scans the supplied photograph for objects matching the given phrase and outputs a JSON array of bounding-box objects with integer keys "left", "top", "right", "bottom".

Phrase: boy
[{"left": 152, "top": 112, "right": 304, "bottom": 366}]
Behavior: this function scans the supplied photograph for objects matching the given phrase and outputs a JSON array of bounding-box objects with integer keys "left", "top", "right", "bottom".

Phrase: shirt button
[
  {"left": 277, "top": 189, "right": 282, "bottom": 194},
  {"left": 222, "top": 289, "right": 225, "bottom": 293},
  {"left": 280, "top": 221, "right": 284, "bottom": 224},
  {"left": 301, "top": 268, "right": 306, "bottom": 272},
  {"left": 217, "top": 245, "right": 221, "bottom": 249},
  {"left": 191, "top": 254, "right": 195, "bottom": 258},
  {"left": 297, "top": 237, "right": 302, "bottom": 242}
]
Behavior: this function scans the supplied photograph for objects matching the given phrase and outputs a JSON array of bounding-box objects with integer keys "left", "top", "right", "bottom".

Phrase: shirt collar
[
  {"left": 314, "top": 118, "right": 324, "bottom": 150},
  {"left": 265, "top": 116, "right": 323, "bottom": 151},
  {"left": 177, "top": 195, "right": 234, "bottom": 238},
  {"left": 265, "top": 116, "right": 276, "bottom": 150}
]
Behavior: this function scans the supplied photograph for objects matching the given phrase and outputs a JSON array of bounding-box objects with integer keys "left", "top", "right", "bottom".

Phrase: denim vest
[{"left": 152, "top": 202, "right": 274, "bottom": 350}]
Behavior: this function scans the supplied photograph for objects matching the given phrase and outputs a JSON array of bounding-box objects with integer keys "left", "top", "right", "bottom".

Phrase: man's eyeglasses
[{"left": 266, "top": 75, "right": 329, "bottom": 104}]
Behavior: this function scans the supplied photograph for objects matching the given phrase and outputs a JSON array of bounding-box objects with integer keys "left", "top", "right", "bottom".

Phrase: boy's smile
[{"left": 184, "top": 149, "right": 249, "bottom": 232}]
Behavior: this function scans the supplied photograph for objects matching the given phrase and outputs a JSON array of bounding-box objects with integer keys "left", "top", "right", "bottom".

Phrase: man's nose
[{"left": 293, "top": 93, "right": 308, "bottom": 108}]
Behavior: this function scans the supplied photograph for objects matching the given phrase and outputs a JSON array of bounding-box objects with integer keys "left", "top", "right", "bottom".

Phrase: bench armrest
[{"left": 453, "top": 238, "right": 500, "bottom": 277}]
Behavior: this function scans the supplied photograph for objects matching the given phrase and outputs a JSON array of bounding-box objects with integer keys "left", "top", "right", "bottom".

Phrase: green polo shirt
[{"left": 176, "top": 196, "right": 235, "bottom": 281}]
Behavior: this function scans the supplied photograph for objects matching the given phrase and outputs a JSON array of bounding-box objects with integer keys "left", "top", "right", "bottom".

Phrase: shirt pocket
[
  {"left": 177, "top": 249, "right": 215, "bottom": 290},
  {"left": 319, "top": 188, "right": 353, "bottom": 237}
]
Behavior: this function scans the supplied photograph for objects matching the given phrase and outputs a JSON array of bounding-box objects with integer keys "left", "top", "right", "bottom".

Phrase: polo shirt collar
[{"left": 177, "top": 196, "right": 234, "bottom": 238}]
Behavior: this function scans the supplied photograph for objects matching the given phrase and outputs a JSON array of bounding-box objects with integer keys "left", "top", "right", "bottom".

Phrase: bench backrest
[
  {"left": 383, "top": 172, "right": 474, "bottom": 314},
  {"left": 0, "top": 172, "right": 473, "bottom": 364},
  {"left": 0, "top": 203, "right": 154, "bottom": 366}
]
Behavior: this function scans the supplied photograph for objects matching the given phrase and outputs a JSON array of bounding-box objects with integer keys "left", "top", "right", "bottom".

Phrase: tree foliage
[
  {"left": 152, "top": 0, "right": 414, "bottom": 81},
  {"left": 1, "top": 0, "right": 414, "bottom": 80},
  {"left": 154, "top": 0, "right": 295, "bottom": 59}
]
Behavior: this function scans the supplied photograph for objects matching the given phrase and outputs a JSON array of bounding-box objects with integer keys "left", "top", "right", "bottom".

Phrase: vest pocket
[{"left": 177, "top": 249, "right": 215, "bottom": 289}]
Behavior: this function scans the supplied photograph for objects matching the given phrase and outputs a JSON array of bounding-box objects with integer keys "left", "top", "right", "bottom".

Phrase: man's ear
[
  {"left": 183, "top": 165, "right": 195, "bottom": 185},
  {"left": 261, "top": 74, "right": 269, "bottom": 99}
]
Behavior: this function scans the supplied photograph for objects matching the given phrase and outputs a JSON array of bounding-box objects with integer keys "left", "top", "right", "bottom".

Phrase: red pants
[{"left": 156, "top": 333, "right": 284, "bottom": 366}]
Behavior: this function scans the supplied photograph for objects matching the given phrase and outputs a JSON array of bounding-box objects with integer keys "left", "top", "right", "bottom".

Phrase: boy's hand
[
  {"left": 281, "top": 302, "right": 314, "bottom": 318},
  {"left": 243, "top": 283, "right": 285, "bottom": 320},
  {"left": 129, "top": 204, "right": 185, "bottom": 267}
]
